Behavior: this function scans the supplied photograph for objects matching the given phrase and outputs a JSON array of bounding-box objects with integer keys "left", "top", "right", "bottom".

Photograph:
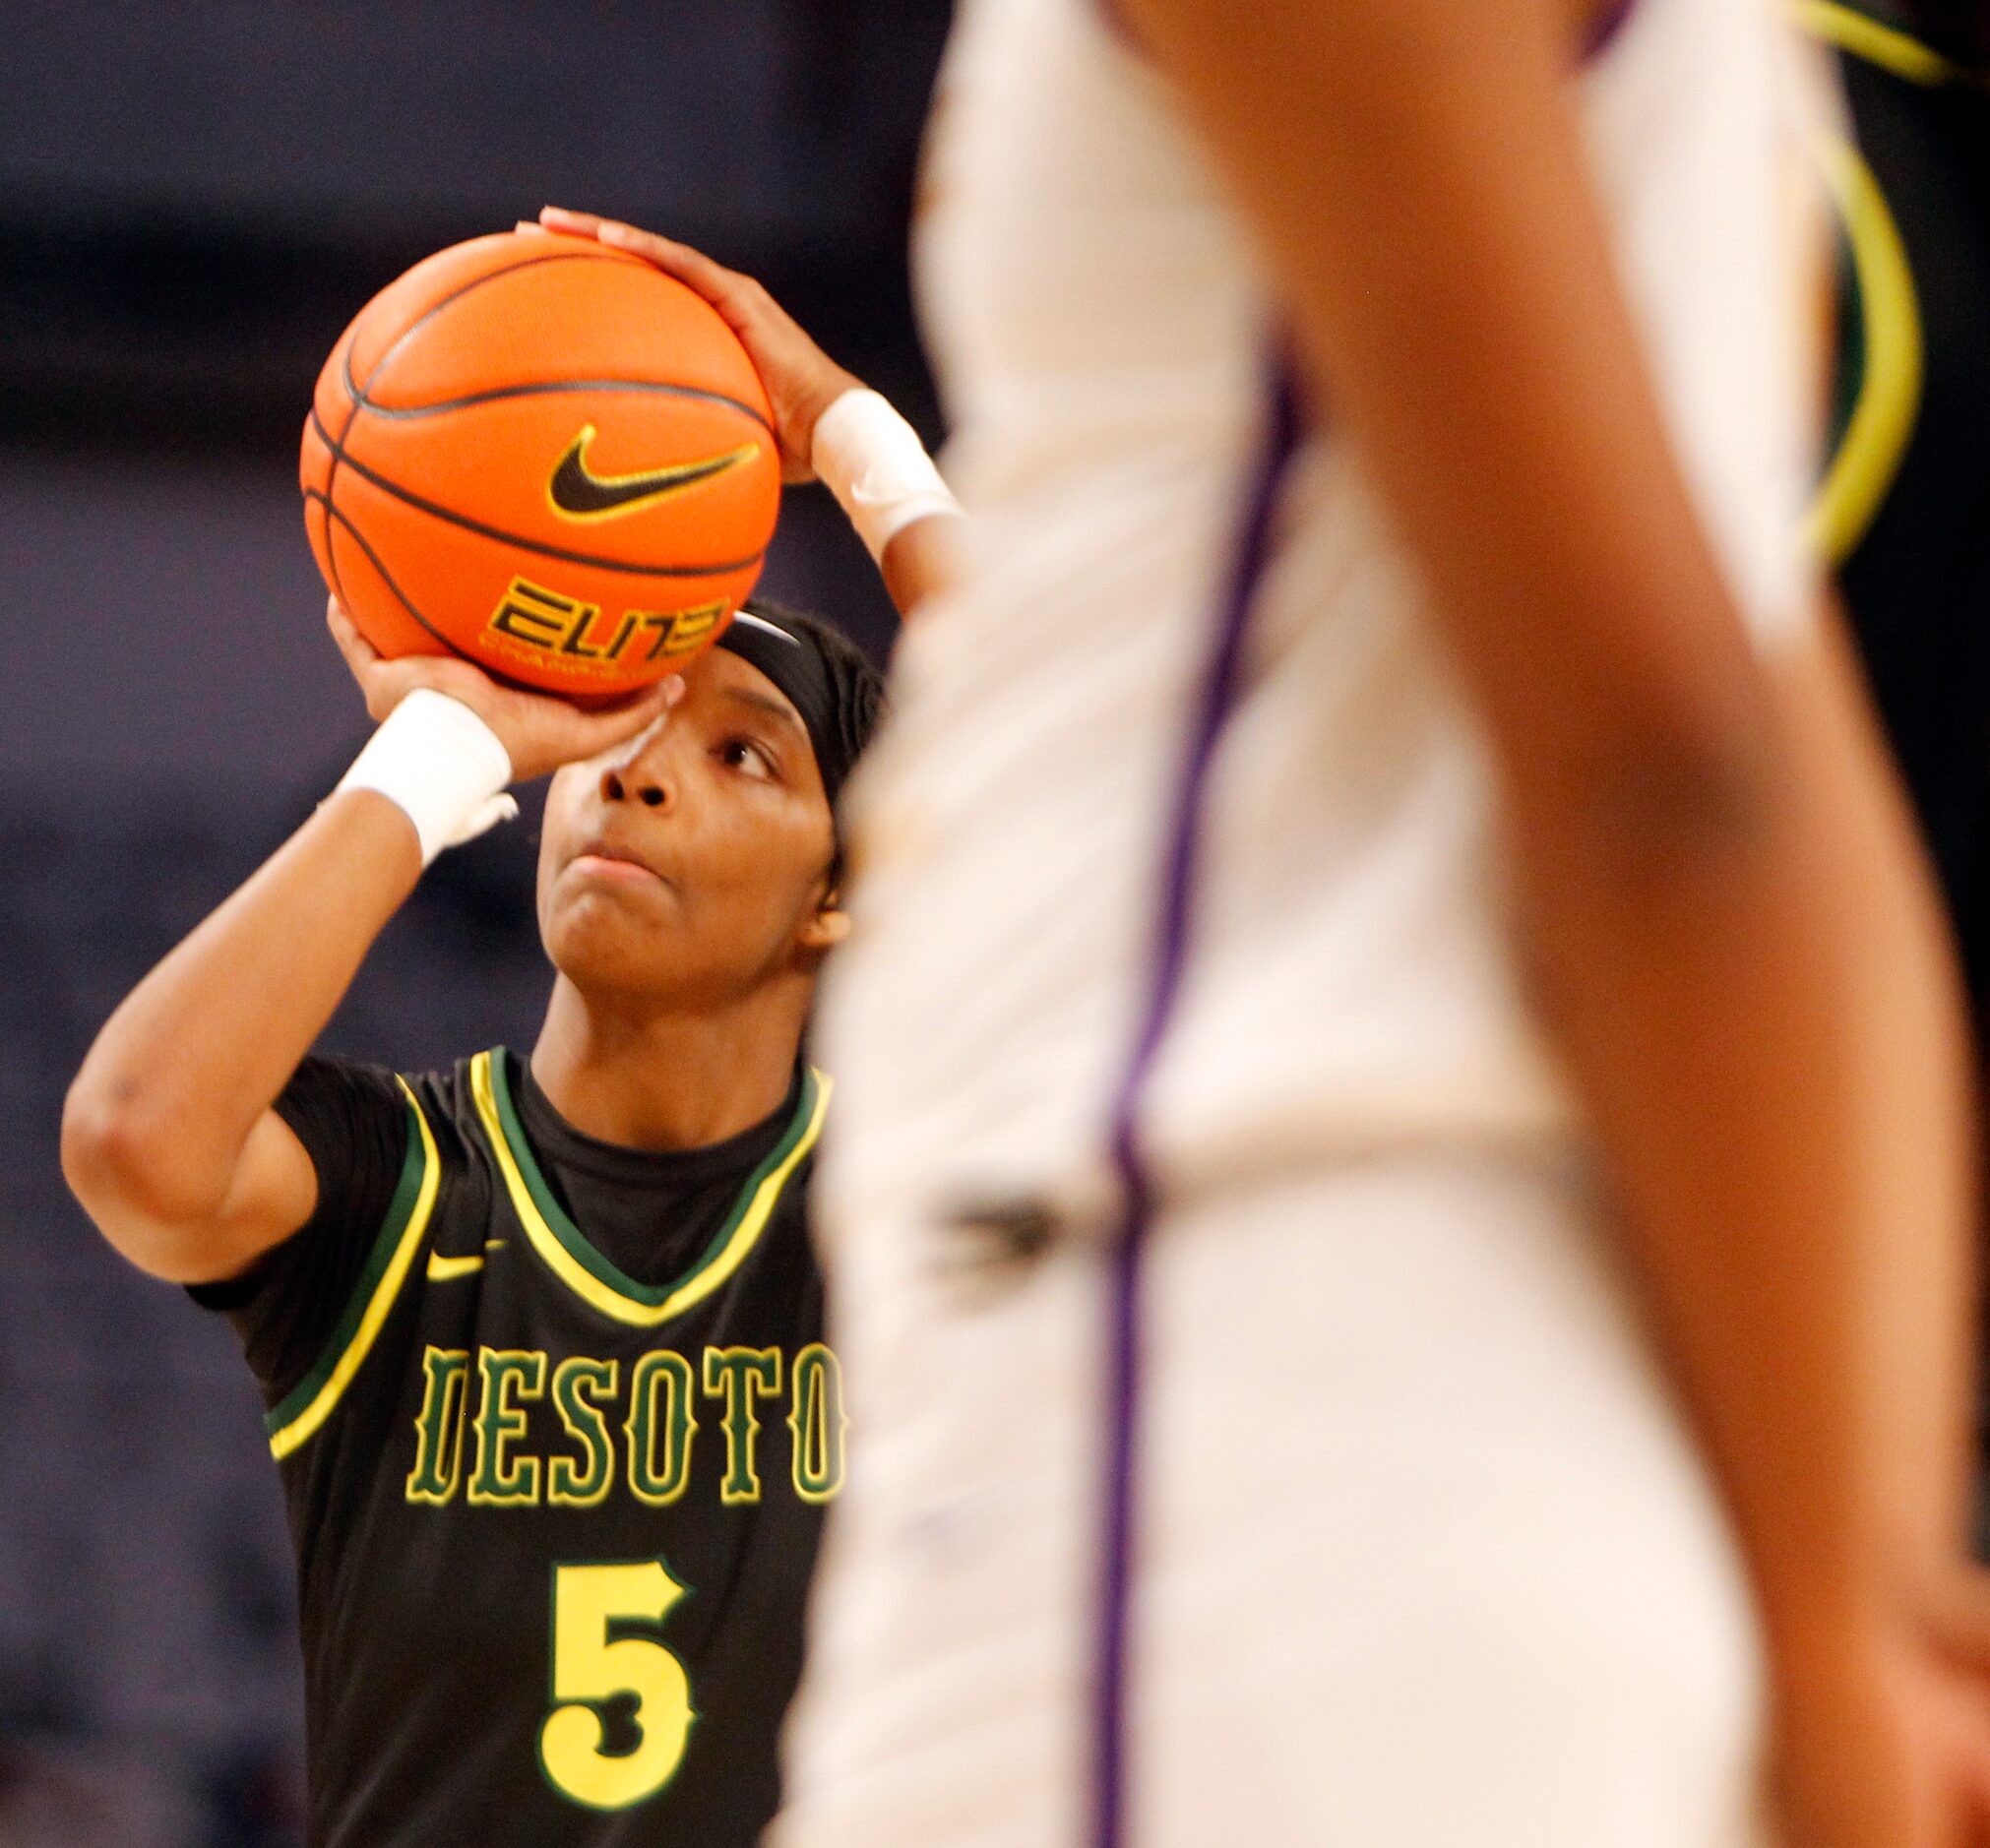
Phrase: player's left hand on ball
[
  {"left": 535, "top": 206, "right": 864, "bottom": 483},
  {"left": 325, "top": 597, "right": 682, "bottom": 783}
]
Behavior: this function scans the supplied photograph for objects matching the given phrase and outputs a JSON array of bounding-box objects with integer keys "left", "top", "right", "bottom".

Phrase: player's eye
[{"left": 718, "top": 736, "right": 777, "bottom": 782}]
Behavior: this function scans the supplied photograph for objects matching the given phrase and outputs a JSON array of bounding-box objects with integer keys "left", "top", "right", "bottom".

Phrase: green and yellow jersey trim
[
  {"left": 266, "top": 1078, "right": 442, "bottom": 1459},
  {"left": 467, "top": 1049, "right": 828, "bottom": 1328}
]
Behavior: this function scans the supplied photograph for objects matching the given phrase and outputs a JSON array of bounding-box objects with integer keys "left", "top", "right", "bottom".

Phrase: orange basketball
[{"left": 300, "top": 228, "right": 779, "bottom": 700}]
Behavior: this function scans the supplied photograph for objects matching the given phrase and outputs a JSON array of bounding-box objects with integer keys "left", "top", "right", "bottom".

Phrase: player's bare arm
[
  {"left": 1120, "top": 0, "right": 1983, "bottom": 1840},
  {"left": 537, "top": 206, "right": 963, "bottom": 620},
  {"left": 60, "top": 608, "right": 675, "bottom": 1285},
  {"left": 870, "top": 488, "right": 963, "bottom": 622}
]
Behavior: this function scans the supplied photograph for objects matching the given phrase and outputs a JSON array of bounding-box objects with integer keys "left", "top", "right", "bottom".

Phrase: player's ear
[{"left": 798, "top": 885, "right": 852, "bottom": 952}]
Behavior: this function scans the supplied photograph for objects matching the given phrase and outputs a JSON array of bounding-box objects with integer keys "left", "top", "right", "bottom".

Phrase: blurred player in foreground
[
  {"left": 666, "top": 0, "right": 1988, "bottom": 1844},
  {"left": 61, "top": 587, "right": 881, "bottom": 1845}
]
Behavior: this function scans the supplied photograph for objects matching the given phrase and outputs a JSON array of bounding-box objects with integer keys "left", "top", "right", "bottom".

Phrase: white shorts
[{"left": 775, "top": 1153, "right": 1772, "bottom": 1847}]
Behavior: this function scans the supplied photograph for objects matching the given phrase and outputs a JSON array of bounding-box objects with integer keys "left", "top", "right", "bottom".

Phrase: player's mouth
[{"left": 565, "top": 835, "right": 669, "bottom": 890}]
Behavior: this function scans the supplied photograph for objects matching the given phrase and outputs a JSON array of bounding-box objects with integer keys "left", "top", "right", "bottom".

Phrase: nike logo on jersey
[
  {"left": 545, "top": 424, "right": 759, "bottom": 522},
  {"left": 427, "top": 1240, "right": 505, "bottom": 1282}
]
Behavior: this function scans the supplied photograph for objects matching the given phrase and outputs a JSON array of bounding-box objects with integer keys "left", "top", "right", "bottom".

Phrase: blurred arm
[
  {"left": 1121, "top": 0, "right": 1973, "bottom": 1651},
  {"left": 879, "top": 509, "right": 964, "bottom": 619}
]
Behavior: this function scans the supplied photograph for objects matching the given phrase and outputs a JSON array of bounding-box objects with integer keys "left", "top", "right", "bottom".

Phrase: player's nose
[{"left": 597, "top": 758, "right": 676, "bottom": 813}]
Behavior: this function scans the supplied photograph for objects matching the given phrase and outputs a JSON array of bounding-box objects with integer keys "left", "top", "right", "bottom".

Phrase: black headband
[{"left": 714, "top": 607, "right": 858, "bottom": 805}]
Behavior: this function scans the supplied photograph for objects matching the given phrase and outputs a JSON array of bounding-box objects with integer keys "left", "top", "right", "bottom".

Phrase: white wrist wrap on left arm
[
  {"left": 810, "top": 388, "right": 961, "bottom": 564},
  {"left": 335, "top": 688, "right": 518, "bottom": 868}
]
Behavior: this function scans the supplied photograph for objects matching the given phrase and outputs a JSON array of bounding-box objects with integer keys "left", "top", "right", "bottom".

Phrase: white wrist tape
[
  {"left": 336, "top": 688, "right": 518, "bottom": 867},
  {"left": 810, "top": 388, "right": 961, "bottom": 564}
]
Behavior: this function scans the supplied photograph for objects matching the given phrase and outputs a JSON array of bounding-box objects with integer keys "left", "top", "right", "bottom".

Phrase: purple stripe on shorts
[{"left": 1090, "top": 363, "right": 1301, "bottom": 1848}]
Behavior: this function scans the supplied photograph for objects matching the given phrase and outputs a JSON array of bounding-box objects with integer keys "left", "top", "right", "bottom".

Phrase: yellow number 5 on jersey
[{"left": 538, "top": 1560, "right": 696, "bottom": 1810}]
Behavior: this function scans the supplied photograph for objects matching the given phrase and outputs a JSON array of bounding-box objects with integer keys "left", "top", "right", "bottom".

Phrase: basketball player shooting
[{"left": 57, "top": 291, "right": 950, "bottom": 1840}]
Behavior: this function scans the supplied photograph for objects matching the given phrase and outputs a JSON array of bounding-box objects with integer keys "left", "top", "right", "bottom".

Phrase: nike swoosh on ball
[{"left": 546, "top": 424, "right": 758, "bottom": 519}]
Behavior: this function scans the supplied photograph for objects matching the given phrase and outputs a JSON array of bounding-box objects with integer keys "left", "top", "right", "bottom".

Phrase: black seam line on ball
[
  {"left": 309, "top": 491, "right": 585, "bottom": 698},
  {"left": 347, "top": 250, "right": 633, "bottom": 401},
  {"left": 306, "top": 412, "right": 357, "bottom": 616},
  {"left": 326, "top": 251, "right": 636, "bottom": 561},
  {"left": 314, "top": 461, "right": 354, "bottom": 616},
  {"left": 347, "top": 378, "right": 775, "bottom": 439},
  {"left": 305, "top": 490, "right": 469, "bottom": 660},
  {"left": 308, "top": 407, "right": 769, "bottom": 579},
  {"left": 324, "top": 326, "right": 364, "bottom": 611}
]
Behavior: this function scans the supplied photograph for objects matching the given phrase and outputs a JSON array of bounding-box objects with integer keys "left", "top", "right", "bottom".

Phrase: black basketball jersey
[{"left": 197, "top": 1049, "right": 840, "bottom": 1848}]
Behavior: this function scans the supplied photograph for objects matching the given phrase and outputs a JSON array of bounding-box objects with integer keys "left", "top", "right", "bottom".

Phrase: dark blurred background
[{"left": 0, "top": 6, "right": 948, "bottom": 1841}]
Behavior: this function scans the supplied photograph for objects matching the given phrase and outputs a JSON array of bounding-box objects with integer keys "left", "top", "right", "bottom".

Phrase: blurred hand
[
  {"left": 1769, "top": 1586, "right": 1990, "bottom": 1848},
  {"left": 536, "top": 206, "right": 866, "bottom": 483},
  {"left": 325, "top": 598, "right": 681, "bottom": 782}
]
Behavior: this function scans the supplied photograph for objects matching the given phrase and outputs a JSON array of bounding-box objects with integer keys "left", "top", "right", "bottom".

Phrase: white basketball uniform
[{"left": 778, "top": 0, "right": 1829, "bottom": 1842}]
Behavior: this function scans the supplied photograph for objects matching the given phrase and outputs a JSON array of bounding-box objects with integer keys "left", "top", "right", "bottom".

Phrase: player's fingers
[
  {"left": 537, "top": 205, "right": 607, "bottom": 238},
  {"left": 325, "top": 597, "right": 384, "bottom": 671},
  {"left": 583, "top": 217, "right": 741, "bottom": 298},
  {"left": 560, "top": 677, "right": 684, "bottom": 760},
  {"left": 541, "top": 206, "right": 734, "bottom": 295},
  {"left": 540, "top": 209, "right": 784, "bottom": 356},
  {"left": 326, "top": 601, "right": 445, "bottom": 719}
]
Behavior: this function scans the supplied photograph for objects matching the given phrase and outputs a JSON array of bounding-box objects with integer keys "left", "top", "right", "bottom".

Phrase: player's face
[{"left": 535, "top": 649, "right": 840, "bottom": 1005}]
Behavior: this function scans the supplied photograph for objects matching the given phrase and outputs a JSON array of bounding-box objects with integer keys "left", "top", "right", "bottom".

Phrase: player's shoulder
[
  {"left": 393, "top": 1047, "right": 519, "bottom": 1184},
  {"left": 769, "top": 1062, "right": 833, "bottom": 1190},
  {"left": 300, "top": 1050, "right": 512, "bottom": 1296},
  {"left": 288, "top": 1046, "right": 512, "bottom": 1202},
  {"left": 742, "top": 1066, "right": 831, "bottom": 1290}
]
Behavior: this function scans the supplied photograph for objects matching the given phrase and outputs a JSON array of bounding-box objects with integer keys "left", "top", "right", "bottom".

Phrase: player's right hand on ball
[
  {"left": 535, "top": 206, "right": 864, "bottom": 483},
  {"left": 326, "top": 597, "right": 682, "bottom": 783}
]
